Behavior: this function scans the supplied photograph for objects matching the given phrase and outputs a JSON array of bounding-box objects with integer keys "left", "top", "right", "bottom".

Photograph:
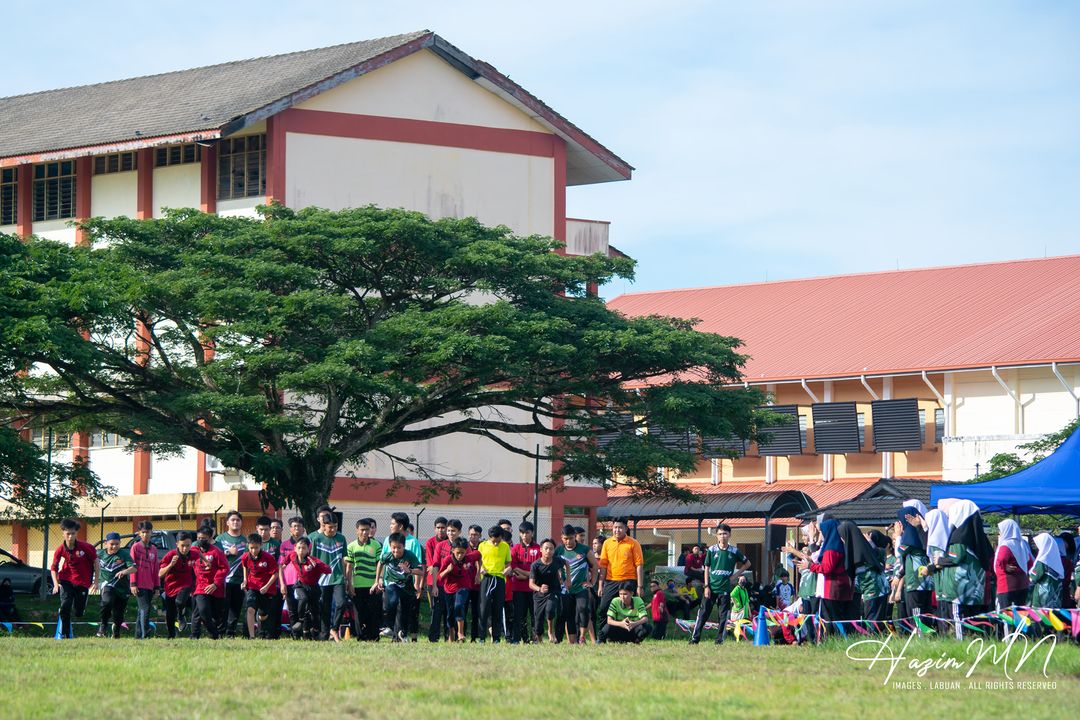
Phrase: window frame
[
  {"left": 32, "top": 160, "right": 77, "bottom": 222},
  {"left": 217, "top": 134, "right": 266, "bottom": 201},
  {"left": 0, "top": 167, "right": 16, "bottom": 226}
]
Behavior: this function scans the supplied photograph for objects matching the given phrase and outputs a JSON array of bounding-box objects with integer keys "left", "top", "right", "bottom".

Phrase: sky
[{"left": 3, "top": 1, "right": 1078, "bottom": 299}]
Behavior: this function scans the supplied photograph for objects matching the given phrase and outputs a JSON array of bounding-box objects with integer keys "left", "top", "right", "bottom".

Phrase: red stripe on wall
[
  {"left": 74, "top": 156, "right": 92, "bottom": 246},
  {"left": 276, "top": 108, "right": 559, "bottom": 159},
  {"left": 16, "top": 164, "right": 32, "bottom": 239},
  {"left": 266, "top": 115, "right": 286, "bottom": 205}
]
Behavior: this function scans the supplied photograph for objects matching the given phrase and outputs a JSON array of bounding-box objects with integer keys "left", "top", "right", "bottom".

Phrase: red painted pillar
[
  {"left": 552, "top": 136, "right": 567, "bottom": 254},
  {"left": 11, "top": 523, "right": 27, "bottom": 562},
  {"left": 15, "top": 164, "right": 32, "bottom": 239},
  {"left": 136, "top": 148, "right": 153, "bottom": 219},
  {"left": 199, "top": 144, "right": 217, "bottom": 214},
  {"left": 266, "top": 114, "right": 286, "bottom": 205},
  {"left": 74, "top": 156, "right": 92, "bottom": 245}
]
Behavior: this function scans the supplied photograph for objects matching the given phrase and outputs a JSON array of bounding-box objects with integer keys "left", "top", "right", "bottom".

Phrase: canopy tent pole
[{"left": 696, "top": 516, "right": 702, "bottom": 546}]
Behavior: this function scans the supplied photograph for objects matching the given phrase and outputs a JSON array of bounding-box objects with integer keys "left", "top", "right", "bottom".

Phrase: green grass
[{"left": 1, "top": 631, "right": 1079, "bottom": 719}]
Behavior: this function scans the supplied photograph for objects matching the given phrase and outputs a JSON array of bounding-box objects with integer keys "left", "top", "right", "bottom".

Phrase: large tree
[{"left": 0, "top": 205, "right": 770, "bottom": 526}]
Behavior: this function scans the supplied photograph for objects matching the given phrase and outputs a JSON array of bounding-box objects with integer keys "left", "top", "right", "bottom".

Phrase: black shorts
[{"left": 245, "top": 590, "right": 274, "bottom": 615}]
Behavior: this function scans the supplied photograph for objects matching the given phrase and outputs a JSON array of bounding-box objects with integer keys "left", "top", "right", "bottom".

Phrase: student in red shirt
[
  {"left": 509, "top": 521, "right": 542, "bottom": 644},
  {"left": 241, "top": 533, "right": 281, "bottom": 639},
  {"left": 192, "top": 524, "right": 228, "bottom": 640},
  {"left": 424, "top": 516, "right": 449, "bottom": 642},
  {"left": 159, "top": 531, "right": 200, "bottom": 639},
  {"left": 282, "top": 536, "right": 330, "bottom": 639},
  {"left": 50, "top": 518, "right": 97, "bottom": 639},
  {"left": 649, "top": 579, "right": 669, "bottom": 639},
  {"left": 430, "top": 519, "right": 465, "bottom": 640},
  {"left": 439, "top": 537, "right": 482, "bottom": 642}
]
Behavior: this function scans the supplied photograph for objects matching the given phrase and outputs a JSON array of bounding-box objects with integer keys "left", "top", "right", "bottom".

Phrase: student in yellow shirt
[{"left": 477, "top": 525, "right": 512, "bottom": 643}]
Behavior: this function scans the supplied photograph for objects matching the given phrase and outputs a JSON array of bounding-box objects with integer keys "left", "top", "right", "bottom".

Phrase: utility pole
[
  {"left": 40, "top": 428, "right": 53, "bottom": 600},
  {"left": 533, "top": 444, "right": 540, "bottom": 535}
]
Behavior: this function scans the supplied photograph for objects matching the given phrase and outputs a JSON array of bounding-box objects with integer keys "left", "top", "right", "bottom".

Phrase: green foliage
[{"left": 0, "top": 206, "right": 767, "bottom": 524}]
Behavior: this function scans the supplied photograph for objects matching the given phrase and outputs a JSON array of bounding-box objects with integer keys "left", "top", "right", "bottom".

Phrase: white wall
[
  {"left": 287, "top": 134, "right": 554, "bottom": 236},
  {"left": 153, "top": 164, "right": 200, "bottom": 215},
  {"left": 91, "top": 172, "right": 137, "bottom": 218},
  {"left": 89, "top": 447, "right": 134, "bottom": 497},
  {"left": 0, "top": 224, "right": 16, "bottom": 235},
  {"left": 296, "top": 49, "right": 549, "bottom": 134},
  {"left": 32, "top": 219, "right": 76, "bottom": 245},
  {"left": 148, "top": 447, "right": 198, "bottom": 495},
  {"left": 216, "top": 198, "right": 262, "bottom": 218}
]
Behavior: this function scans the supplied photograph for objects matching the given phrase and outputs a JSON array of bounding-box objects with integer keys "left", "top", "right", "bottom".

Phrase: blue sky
[{"left": 3, "top": 1, "right": 1078, "bottom": 298}]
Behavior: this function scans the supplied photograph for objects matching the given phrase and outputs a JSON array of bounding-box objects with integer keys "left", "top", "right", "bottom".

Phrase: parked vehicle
[
  {"left": 0, "top": 548, "right": 53, "bottom": 595},
  {"left": 91, "top": 529, "right": 201, "bottom": 554}
]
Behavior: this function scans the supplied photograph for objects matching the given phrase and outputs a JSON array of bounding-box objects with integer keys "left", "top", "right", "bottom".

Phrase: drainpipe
[
  {"left": 991, "top": 366, "right": 1022, "bottom": 433},
  {"left": 860, "top": 375, "right": 879, "bottom": 400},
  {"left": 800, "top": 379, "right": 819, "bottom": 403},
  {"left": 1051, "top": 362, "right": 1080, "bottom": 418},
  {"left": 920, "top": 371, "right": 945, "bottom": 405},
  {"left": 652, "top": 528, "right": 676, "bottom": 566}
]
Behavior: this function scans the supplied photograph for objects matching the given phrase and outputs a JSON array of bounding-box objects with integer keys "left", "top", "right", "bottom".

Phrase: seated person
[{"left": 601, "top": 586, "right": 651, "bottom": 644}]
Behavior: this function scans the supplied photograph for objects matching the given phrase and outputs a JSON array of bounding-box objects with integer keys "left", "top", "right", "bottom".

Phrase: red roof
[{"left": 608, "top": 255, "right": 1080, "bottom": 382}]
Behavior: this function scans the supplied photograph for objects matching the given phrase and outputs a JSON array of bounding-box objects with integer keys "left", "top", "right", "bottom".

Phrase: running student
[
  {"left": 96, "top": 532, "right": 135, "bottom": 638},
  {"left": 130, "top": 519, "right": 159, "bottom": 640},
  {"left": 509, "top": 521, "right": 542, "bottom": 643},
  {"left": 374, "top": 532, "right": 424, "bottom": 642},
  {"left": 282, "top": 536, "right": 330, "bottom": 639},
  {"left": 529, "top": 538, "right": 570, "bottom": 643},
  {"left": 344, "top": 517, "right": 382, "bottom": 641},
  {"left": 555, "top": 524, "right": 597, "bottom": 644},
  {"left": 308, "top": 511, "right": 348, "bottom": 641},
  {"left": 466, "top": 524, "right": 484, "bottom": 640},
  {"left": 215, "top": 511, "right": 248, "bottom": 638},
  {"left": 279, "top": 516, "right": 305, "bottom": 634},
  {"left": 50, "top": 518, "right": 97, "bottom": 639},
  {"left": 429, "top": 519, "right": 464, "bottom": 640},
  {"left": 256, "top": 516, "right": 283, "bottom": 638},
  {"left": 439, "top": 537, "right": 482, "bottom": 642},
  {"left": 689, "top": 523, "right": 750, "bottom": 645},
  {"left": 159, "top": 531, "right": 200, "bottom": 639},
  {"left": 241, "top": 533, "right": 280, "bottom": 639},
  {"left": 478, "top": 525, "right": 512, "bottom": 642},
  {"left": 192, "top": 524, "right": 228, "bottom": 640},
  {"left": 425, "top": 516, "right": 449, "bottom": 642}
]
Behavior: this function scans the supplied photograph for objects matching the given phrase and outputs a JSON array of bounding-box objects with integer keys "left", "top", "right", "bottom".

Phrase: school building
[
  {"left": 603, "top": 255, "right": 1080, "bottom": 577},
  {"left": 0, "top": 31, "right": 632, "bottom": 563}
]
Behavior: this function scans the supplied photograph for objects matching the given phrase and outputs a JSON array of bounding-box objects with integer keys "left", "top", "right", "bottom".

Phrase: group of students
[
  {"left": 779, "top": 498, "right": 1079, "bottom": 639},
  {"left": 47, "top": 509, "right": 665, "bottom": 644}
]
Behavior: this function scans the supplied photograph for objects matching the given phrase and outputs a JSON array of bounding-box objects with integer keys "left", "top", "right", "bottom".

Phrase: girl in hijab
[
  {"left": 1057, "top": 533, "right": 1076, "bottom": 609},
  {"left": 896, "top": 503, "right": 933, "bottom": 618},
  {"left": 994, "top": 519, "right": 1031, "bottom": 610},
  {"left": 796, "top": 517, "right": 852, "bottom": 624},
  {"left": 838, "top": 522, "right": 887, "bottom": 622},
  {"left": 1029, "top": 532, "right": 1064, "bottom": 608},
  {"left": 867, "top": 530, "right": 894, "bottom": 621},
  {"left": 935, "top": 501, "right": 993, "bottom": 639}
]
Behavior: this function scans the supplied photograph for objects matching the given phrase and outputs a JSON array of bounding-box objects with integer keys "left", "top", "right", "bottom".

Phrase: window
[
  {"left": 90, "top": 430, "right": 125, "bottom": 448},
  {"left": 93, "top": 152, "right": 138, "bottom": 175},
  {"left": 154, "top": 143, "right": 202, "bottom": 168},
  {"left": 934, "top": 408, "right": 945, "bottom": 443},
  {"left": 918, "top": 409, "right": 926, "bottom": 444},
  {"left": 217, "top": 134, "right": 266, "bottom": 200},
  {"left": 857, "top": 412, "right": 866, "bottom": 449},
  {"left": 32, "top": 161, "right": 77, "bottom": 221},
  {"left": 1, "top": 167, "right": 16, "bottom": 226},
  {"left": 798, "top": 414, "right": 808, "bottom": 449},
  {"left": 30, "top": 428, "right": 70, "bottom": 451}
]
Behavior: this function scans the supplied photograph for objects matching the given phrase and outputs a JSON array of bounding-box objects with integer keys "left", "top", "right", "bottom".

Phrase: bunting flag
[
  {"left": 851, "top": 621, "right": 870, "bottom": 636},
  {"left": 834, "top": 621, "right": 847, "bottom": 638},
  {"left": 30, "top": 622, "right": 43, "bottom": 630},
  {"left": 1, "top": 622, "right": 11, "bottom": 633},
  {"left": 1071, "top": 611, "right": 1080, "bottom": 638},
  {"left": 1045, "top": 611, "right": 1066, "bottom": 633}
]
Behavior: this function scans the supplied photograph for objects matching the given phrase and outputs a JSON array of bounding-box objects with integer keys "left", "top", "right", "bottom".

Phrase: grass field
[
  {"left": 1, "top": 633, "right": 1078, "bottom": 719},
  {"left": 3, "top": 596, "right": 1079, "bottom": 719}
]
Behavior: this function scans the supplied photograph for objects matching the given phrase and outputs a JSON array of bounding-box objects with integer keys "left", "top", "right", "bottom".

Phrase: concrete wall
[
  {"left": 152, "top": 164, "right": 200, "bottom": 215},
  {"left": 91, "top": 171, "right": 138, "bottom": 218}
]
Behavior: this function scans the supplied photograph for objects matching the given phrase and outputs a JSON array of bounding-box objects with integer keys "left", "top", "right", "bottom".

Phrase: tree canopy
[{"left": 0, "top": 205, "right": 771, "bottom": 525}]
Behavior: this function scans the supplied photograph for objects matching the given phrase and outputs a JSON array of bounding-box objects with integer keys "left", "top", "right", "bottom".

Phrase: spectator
[
  {"left": 773, "top": 570, "right": 795, "bottom": 609},
  {"left": 683, "top": 545, "right": 704, "bottom": 584},
  {"left": 730, "top": 575, "right": 751, "bottom": 621},
  {"left": 649, "top": 579, "right": 668, "bottom": 639},
  {"left": 994, "top": 519, "right": 1031, "bottom": 610},
  {"left": 597, "top": 518, "right": 644, "bottom": 634},
  {"left": 1029, "top": 533, "right": 1064, "bottom": 608},
  {"left": 601, "top": 586, "right": 650, "bottom": 644},
  {"left": 0, "top": 578, "right": 18, "bottom": 623}
]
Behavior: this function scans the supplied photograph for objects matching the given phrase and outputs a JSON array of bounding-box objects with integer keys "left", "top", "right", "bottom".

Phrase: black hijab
[
  {"left": 948, "top": 511, "right": 994, "bottom": 572},
  {"left": 839, "top": 521, "right": 883, "bottom": 577}
]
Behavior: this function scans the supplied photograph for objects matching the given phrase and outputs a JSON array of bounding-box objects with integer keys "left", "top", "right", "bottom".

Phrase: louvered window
[
  {"left": 217, "top": 135, "right": 266, "bottom": 200},
  {"left": 0, "top": 168, "right": 16, "bottom": 225},
  {"left": 155, "top": 143, "right": 202, "bottom": 167},
  {"left": 93, "top": 152, "right": 138, "bottom": 174},
  {"left": 32, "top": 161, "right": 76, "bottom": 221}
]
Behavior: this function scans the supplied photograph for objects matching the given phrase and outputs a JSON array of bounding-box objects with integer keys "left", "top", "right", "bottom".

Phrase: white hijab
[
  {"left": 1033, "top": 532, "right": 1065, "bottom": 577},
  {"left": 996, "top": 519, "right": 1031, "bottom": 571},
  {"left": 925, "top": 509, "right": 951, "bottom": 555},
  {"left": 946, "top": 500, "right": 980, "bottom": 532},
  {"left": 903, "top": 498, "right": 928, "bottom": 517}
]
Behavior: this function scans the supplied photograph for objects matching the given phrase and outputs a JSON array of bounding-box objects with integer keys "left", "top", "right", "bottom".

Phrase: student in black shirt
[{"left": 529, "top": 539, "right": 570, "bottom": 643}]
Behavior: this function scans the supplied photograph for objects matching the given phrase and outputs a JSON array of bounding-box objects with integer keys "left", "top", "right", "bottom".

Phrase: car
[
  {"left": 92, "top": 529, "right": 202, "bottom": 554},
  {"left": 0, "top": 547, "right": 53, "bottom": 594}
]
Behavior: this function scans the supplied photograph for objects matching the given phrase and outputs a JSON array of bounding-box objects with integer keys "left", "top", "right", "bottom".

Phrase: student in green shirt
[
  {"left": 307, "top": 510, "right": 349, "bottom": 642},
  {"left": 690, "top": 523, "right": 750, "bottom": 645},
  {"left": 95, "top": 532, "right": 135, "bottom": 638},
  {"left": 602, "top": 586, "right": 650, "bottom": 643},
  {"left": 344, "top": 517, "right": 382, "bottom": 641},
  {"left": 730, "top": 575, "right": 751, "bottom": 621},
  {"left": 215, "top": 510, "right": 248, "bottom": 638},
  {"left": 374, "top": 532, "right": 424, "bottom": 642}
]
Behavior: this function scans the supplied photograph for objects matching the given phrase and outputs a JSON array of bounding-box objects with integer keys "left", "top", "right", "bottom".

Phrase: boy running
[
  {"left": 240, "top": 533, "right": 280, "bottom": 639},
  {"left": 130, "top": 519, "right": 159, "bottom": 639},
  {"left": 215, "top": 511, "right": 248, "bottom": 637},
  {"left": 192, "top": 524, "right": 228, "bottom": 639},
  {"left": 50, "top": 518, "right": 96, "bottom": 639},
  {"left": 308, "top": 511, "right": 348, "bottom": 641},
  {"left": 438, "top": 537, "right": 481, "bottom": 642},
  {"left": 509, "top": 521, "right": 541, "bottom": 643},
  {"left": 529, "top": 538, "right": 571, "bottom": 643},
  {"left": 282, "top": 536, "right": 330, "bottom": 638},
  {"left": 555, "top": 524, "right": 597, "bottom": 644},
  {"left": 159, "top": 531, "right": 200, "bottom": 639},
  {"left": 478, "top": 525, "right": 513, "bottom": 642},
  {"left": 96, "top": 532, "right": 134, "bottom": 638},
  {"left": 374, "top": 532, "right": 424, "bottom": 642},
  {"left": 344, "top": 517, "right": 382, "bottom": 641}
]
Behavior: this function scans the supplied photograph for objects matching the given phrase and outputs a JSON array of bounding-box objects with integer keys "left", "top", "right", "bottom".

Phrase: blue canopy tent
[{"left": 930, "top": 425, "right": 1080, "bottom": 514}]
